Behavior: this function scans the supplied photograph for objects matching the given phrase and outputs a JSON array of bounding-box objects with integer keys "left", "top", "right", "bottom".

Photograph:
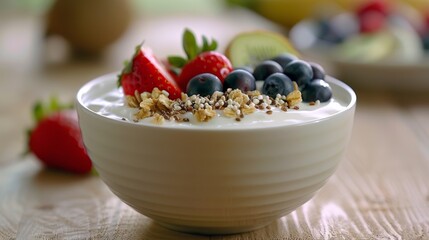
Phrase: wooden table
[{"left": 1, "top": 9, "right": 429, "bottom": 240}]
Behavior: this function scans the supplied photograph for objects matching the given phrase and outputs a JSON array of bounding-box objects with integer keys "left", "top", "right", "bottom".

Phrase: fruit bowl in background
[
  {"left": 288, "top": 0, "right": 429, "bottom": 91},
  {"left": 328, "top": 57, "right": 429, "bottom": 91},
  {"left": 76, "top": 73, "right": 356, "bottom": 235}
]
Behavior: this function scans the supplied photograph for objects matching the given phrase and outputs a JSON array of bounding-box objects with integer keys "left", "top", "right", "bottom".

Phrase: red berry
[
  {"left": 178, "top": 51, "right": 232, "bottom": 92},
  {"left": 359, "top": 11, "right": 386, "bottom": 33},
  {"left": 356, "top": 0, "right": 390, "bottom": 17},
  {"left": 118, "top": 47, "right": 182, "bottom": 100},
  {"left": 424, "top": 10, "right": 429, "bottom": 30},
  {"left": 29, "top": 110, "right": 92, "bottom": 174}
]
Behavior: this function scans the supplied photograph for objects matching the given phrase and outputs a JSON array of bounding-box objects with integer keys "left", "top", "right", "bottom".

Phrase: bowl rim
[{"left": 76, "top": 72, "right": 356, "bottom": 132}]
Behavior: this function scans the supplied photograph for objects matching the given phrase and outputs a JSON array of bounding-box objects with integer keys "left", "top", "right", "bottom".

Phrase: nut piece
[
  {"left": 135, "top": 107, "right": 152, "bottom": 120},
  {"left": 151, "top": 87, "right": 162, "bottom": 99},
  {"left": 140, "top": 92, "right": 152, "bottom": 101},
  {"left": 126, "top": 95, "right": 139, "bottom": 108},
  {"left": 223, "top": 106, "right": 238, "bottom": 118},
  {"left": 151, "top": 113, "right": 164, "bottom": 124},
  {"left": 229, "top": 89, "right": 248, "bottom": 106},
  {"left": 140, "top": 98, "right": 155, "bottom": 111},
  {"left": 241, "top": 104, "right": 256, "bottom": 115},
  {"left": 194, "top": 107, "right": 216, "bottom": 122},
  {"left": 156, "top": 94, "right": 172, "bottom": 111},
  {"left": 286, "top": 82, "right": 302, "bottom": 107}
]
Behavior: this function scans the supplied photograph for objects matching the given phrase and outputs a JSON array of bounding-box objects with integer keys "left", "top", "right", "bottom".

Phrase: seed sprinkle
[{"left": 126, "top": 87, "right": 303, "bottom": 124}]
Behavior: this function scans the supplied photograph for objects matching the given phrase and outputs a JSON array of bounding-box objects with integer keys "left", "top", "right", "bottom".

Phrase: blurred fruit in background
[
  {"left": 226, "top": 0, "right": 429, "bottom": 29},
  {"left": 285, "top": 0, "right": 429, "bottom": 63},
  {"left": 226, "top": 0, "right": 356, "bottom": 28},
  {"left": 46, "top": 0, "right": 132, "bottom": 55}
]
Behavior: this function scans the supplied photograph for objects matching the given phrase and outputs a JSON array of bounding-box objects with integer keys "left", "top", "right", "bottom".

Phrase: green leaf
[
  {"left": 32, "top": 97, "right": 73, "bottom": 123},
  {"left": 202, "top": 36, "right": 209, "bottom": 52},
  {"left": 91, "top": 167, "right": 99, "bottom": 176},
  {"left": 168, "top": 56, "right": 187, "bottom": 68},
  {"left": 122, "top": 60, "right": 133, "bottom": 73},
  {"left": 183, "top": 29, "right": 198, "bottom": 60},
  {"left": 209, "top": 39, "right": 218, "bottom": 51},
  {"left": 49, "top": 96, "right": 59, "bottom": 111},
  {"left": 167, "top": 29, "right": 219, "bottom": 70},
  {"left": 169, "top": 66, "right": 181, "bottom": 76},
  {"left": 33, "top": 101, "right": 44, "bottom": 122}
]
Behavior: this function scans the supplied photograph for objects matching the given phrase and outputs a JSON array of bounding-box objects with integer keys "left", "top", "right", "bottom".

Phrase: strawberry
[
  {"left": 27, "top": 98, "right": 92, "bottom": 174},
  {"left": 178, "top": 51, "right": 232, "bottom": 92},
  {"left": 118, "top": 44, "right": 182, "bottom": 100},
  {"left": 168, "top": 29, "right": 232, "bottom": 92},
  {"left": 355, "top": 0, "right": 391, "bottom": 33},
  {"left": 356, "top": 0, "right": 389, "bottom": 17},
  {"left": 359, "top": 11, "right": 386, "bottom": 33}
]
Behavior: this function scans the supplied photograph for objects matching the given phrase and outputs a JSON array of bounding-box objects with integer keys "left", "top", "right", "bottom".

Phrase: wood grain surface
[{"left": 1, "top": 9, "right": 429, "bottom": 240}]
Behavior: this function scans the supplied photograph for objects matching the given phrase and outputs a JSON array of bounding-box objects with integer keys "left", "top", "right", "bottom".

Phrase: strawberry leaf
[
  {"left": 33, "top": 101, "right": 44, "bottom": 123},
  {"left": 209, "top": 39, "right": 218, "bottom": 51},
  {"left": 168, "top": 56, "right": 187, "bottom": 68},
  {"left": 183, "top": 28, "right": 198, "bottom": 60},
  {"left": 167, "top": 28, "right": 219, "bottom": 70},
  {"left": 202, "top": 36, "right": 210, "bottom": 52},
  {"left": 32, "top": 96, "right": 72, "bottom": 123},
  {"left": 169, "top": 66, "right": 181, "bottom": 76}
]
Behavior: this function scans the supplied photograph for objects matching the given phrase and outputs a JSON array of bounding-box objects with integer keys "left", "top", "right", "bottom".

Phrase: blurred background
[{"left": 1, "top": 0, "right": 429, "bottom": 165}]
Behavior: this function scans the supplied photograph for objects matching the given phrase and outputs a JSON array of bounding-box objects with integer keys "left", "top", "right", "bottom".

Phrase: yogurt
[{"left": 82, "top": 77, "right": 348, "bottom": 129}]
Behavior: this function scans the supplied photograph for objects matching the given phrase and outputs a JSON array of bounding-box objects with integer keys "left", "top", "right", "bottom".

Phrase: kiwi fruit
[{"left": 225, "top": 31, "right": 300, "bottom": 68}]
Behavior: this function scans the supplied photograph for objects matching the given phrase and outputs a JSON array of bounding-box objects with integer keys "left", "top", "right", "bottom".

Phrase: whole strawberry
[
  {"left": 28, "top": 98, "right": 92, "bottom": 174},
  {"left": 356, "top": 0, "right": 390, "bottom": 33},
  {"left": 168, "top": 29, "right": 233, "bottom": 92},
  {"left": 118, "top": 44, "right": 182, "bottom": 100}
]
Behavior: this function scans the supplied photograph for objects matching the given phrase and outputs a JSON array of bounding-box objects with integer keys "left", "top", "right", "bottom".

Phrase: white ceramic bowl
[{"left": 76, "top": 73, "right": 356, "bottom": 235}]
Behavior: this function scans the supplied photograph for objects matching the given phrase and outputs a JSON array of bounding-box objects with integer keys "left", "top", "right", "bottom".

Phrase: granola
[{"left": 126, "top": 87, "right": 304, "bottom": 124}]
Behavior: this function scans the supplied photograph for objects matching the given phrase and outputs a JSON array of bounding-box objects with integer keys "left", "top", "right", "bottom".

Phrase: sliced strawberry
[
  {"left": 118, "top": 46, "right": 182, "bottom": 100},
  {"left": 28, "top": 99, "right": 92, "bottom": 174},
  {"left": 178, "top": 51, "right": 232, "bottom": 91}
]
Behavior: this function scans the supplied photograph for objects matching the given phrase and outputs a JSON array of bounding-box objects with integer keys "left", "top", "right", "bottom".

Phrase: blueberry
[
  {"left": 271, "top": 53, "right": 298, "bottom": 70},
  {"left": 309, "top": 62, "right": 325, "bottom": 80},
  {"left": 186, "top": 73, "right": 223, "bottom": 97},
  {"left": 317, "top": 14, "right": 359, "bottom": 44},
  {"left": 317, "top": 18, "right": 347, "bottom": 44},
  {"left": 422, "top": 31, "right": 429, "bottom": 51},
  {"left": 301, "top": 79, "right": 332, "bottom": 102},
  {"left": 283, "top": 60, "right": 313, "bottom": 87},
  {"left": 253, "top": 60, "right": 283, "bottom": 81},
  {"left": 223, "top": 70, "right": 256, "bottom": 92},
  {"left": 234, "top": 66, "right": 254, "bottom": 74},
  {"left": 261, "top": 73, "right": 294, "bottom": 99}
]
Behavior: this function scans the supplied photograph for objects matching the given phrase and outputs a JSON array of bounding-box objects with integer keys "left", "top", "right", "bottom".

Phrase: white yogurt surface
[{"left": 82, "top": 79, "right": 348, "bottom": 129}]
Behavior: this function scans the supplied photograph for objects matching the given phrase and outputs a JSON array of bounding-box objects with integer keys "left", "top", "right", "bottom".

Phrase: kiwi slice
[{"left": 225, "top": 31, "right": 300, "bottom": 68}]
